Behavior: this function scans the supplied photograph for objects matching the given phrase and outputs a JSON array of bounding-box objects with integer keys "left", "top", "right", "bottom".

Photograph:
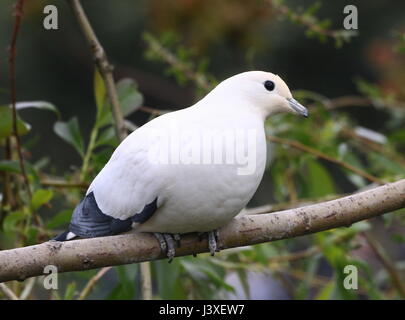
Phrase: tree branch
[
  {"left": 0, "top": 179, "right": 404, "bottom": 283},
  {"left": 8, "top": 0, "right": 32, "bottom": 199},
  {"left": 266, "top": 134, "right": 385, "bottom": 185},
  {"left": 0, "top": 283, "right": 19, "bottom": 300},
  {"left": 363, "top": 232, "right": 405, "bottom": 298},
  {"left": 78, "top": 266, "right": 111, "bottom": 300},
  {"left": 68, "top": 0, "right": 127, "bottom": 141}
]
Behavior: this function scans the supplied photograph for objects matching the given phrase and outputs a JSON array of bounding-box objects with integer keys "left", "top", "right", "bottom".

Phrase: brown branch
[
  {"left": 0, "top": 283, "right": 19, "bottom": 300},
  {"left": 266, "top": 134, "right": 385, "bottom": 185},
  {"left": 78, "top": 266, "right": 111, "bottom": 300},
  {"left": 1, "top": 139, "right": 14, "bottom": 226},
  {"left": 40, "top": 179, "right": 89, "bottom": 189},
  {"left": 139, "top": 106, "right": 168, "bottom": 116},
  {"left": 140, "top": 262, "right": 152, "bottom": 300},
  {"left": 19, "top": 277, "right": 35, "bottom": 300},
  {"left": 244, "top": 193, "right": 347, "bottom": 215},
  {"left": 0, "top": 179, "right": 404, "bottom": 283},
  {"left": 68, "top": 0, "right": 127, "bottom": 142},
  {"left": 363, "top": 232, "right": 405, "bottom": 298},
  {"left": 324, "top": 95, "right": 405, "bottom": 111},
  {"left": 8, "top": 0, "right": 31, "bottom": 199}
]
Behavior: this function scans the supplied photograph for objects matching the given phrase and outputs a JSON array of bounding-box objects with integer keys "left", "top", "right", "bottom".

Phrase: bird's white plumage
[{"left": 86, "top": 71, "right": 305, "bottom": 234}]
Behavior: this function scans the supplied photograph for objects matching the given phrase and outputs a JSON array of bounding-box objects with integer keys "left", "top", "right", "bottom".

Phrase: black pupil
[{"left": 264, "top": 80, "right": 275, "bottom": 91}]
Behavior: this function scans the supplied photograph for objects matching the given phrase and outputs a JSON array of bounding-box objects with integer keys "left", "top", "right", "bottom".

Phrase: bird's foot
[
  {"left": 154, "top": 233, "right": 181, "bottom": 263},
  {"left": 198, "top": 229, "right": 220, "bottom": 256},
  {"left": 208, "top": 230, "right": 220, "bottom": 256}
]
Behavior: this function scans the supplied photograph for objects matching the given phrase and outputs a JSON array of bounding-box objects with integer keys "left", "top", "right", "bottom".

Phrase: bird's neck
[{"left": 193, "top": 93, "right": 266, "bottom": 123}]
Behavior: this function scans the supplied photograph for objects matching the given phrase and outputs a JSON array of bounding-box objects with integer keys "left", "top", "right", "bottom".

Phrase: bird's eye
[{"left": 264, "top": 80, "right": 275, "bottom": 91}]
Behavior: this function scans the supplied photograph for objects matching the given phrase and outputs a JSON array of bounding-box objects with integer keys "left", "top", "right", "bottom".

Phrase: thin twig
[
  {"left": 139, "top": 106, "right": 168, "bottom": 116},
  {"left": 19, "top": 277, "right": 35, "bottom": 300},
  {"left": 40, "top": 179, "right": 89, "bottom": 189},
  {"left": 140, "top": 262, "right": 152, "bottom": 300},
  {"left": 269, "top": 247, "right": 319, "bottom": 264},
  {"left": 363, "top": 232, "right": 405, "bottom": 298},
  {"left": 8, "top": 0, "right": 31, "bottom": 199},
  {"left": 1, "top": 138, "right": 15, "bottom": 213},
  {"left": 266, "top": 134, "right": 385, "bottom": 185},
  {"left": 78, "top": 266, "right": 112, "bottom": 300},
  {"left": 339, "top": 127, "right": 405, "bottom": 168},
  {"left": 325, "top": 95, "right": 405, "bottom": 111},
  {"left": 268, "top": 0, "right": 355, "bottom": 42},
  {"left": 144, "top": 32, "right": 212, "bottom": 91},
  {"left": 243, "top": 193, "right": 347, "bottom": 215},
  {"left": 68, "top": 0, "right": 127, "bottom": 141},
  {"left": 80, "top": 125, "right": 98, "bottom": 181},
  {"left": 285, "top": 167, "right": 298, "bottom": 203},
  {"left": 0, "top": 283, "right": 19, "bottom": 300}
]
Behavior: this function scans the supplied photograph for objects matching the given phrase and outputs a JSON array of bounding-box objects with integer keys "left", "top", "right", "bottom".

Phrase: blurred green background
[{"left": 0, "top": 0, "right": 404, "bottom": 300}]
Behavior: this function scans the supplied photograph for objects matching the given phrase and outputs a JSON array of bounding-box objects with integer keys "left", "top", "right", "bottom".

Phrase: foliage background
[{"left": 0, "top": 0, "right": 404, "bottom": 299}]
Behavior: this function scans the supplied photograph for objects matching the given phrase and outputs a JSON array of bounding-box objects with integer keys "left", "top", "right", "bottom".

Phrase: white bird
[{"left": 54, "top": 71, "right": 308, "bottom": 261}]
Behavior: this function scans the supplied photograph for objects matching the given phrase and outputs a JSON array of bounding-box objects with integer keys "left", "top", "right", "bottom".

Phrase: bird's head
[{"left": 212, "top": 71, "right": 308, "bottom": 119}]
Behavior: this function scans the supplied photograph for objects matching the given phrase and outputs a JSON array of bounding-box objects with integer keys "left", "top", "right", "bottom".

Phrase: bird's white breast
[{"left": 135, "top": 106, "right": 267, "bottom": 233}]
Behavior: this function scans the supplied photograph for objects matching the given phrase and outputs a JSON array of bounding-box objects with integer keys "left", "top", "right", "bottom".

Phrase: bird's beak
[{"left": 287, "top": 98, "right": 309, "bottom": 118}]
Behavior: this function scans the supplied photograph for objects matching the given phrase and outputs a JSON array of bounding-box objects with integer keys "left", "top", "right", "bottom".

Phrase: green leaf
[
  {"left": 3, "top": 211, "right": 27, "bottom": 233},
  {"left": 31, "top": 189, "right": 53, "bottom": 211},
  {"left": 181, "top": 259, "right": 235, "bottom": 293},
  {"left": 369, "top": 152, "right": 405, "bottom": 175},
  {"left": 0, "top": 160, "right": 39, "bottom": 183},
  {"left": 315, "top": 280, "right": 335, "bottom": 300},
  {"left": 24, "top": 226, "right": 39, "bottom": 246},
  {"left": 0, "top": 160, "right": 23, "bottom": 174},
  {"left": 94, "top": 70, "right": 106, "bottom": 111},
  {"left": 54, "top": 117, "right": 84, "bottom": 157},
  {"left": 304, "top": 158, "right": 336, "bottom": 197},
  {"left": 154, "top": 259, "right": 185, "bottom": 299},
  {"left": 0, "top": 105, "right": 30, "bottom": 139},
  {"left": 46, "top": 209, "right": 72, "bottom": 229},
  {"left": 236, "top": 269, "right": 250, "bottom": 299},
  {"left": 116, "top": 78, "right": 144, "bottom": 117},
  {"left": 15, "top": 101, "right": 60, "bottom": 118},
  {"left": 63, "top": 282, "right": 77, "bottom": 300},
  {"left": 96, "top": 78, "right": 144, "bottom": 129},
  {"left": 95, "top": 127, "right": 117, "bottom": 148}
]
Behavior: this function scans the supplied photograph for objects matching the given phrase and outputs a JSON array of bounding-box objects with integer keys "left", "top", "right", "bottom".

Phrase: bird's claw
[
  {"left": 208, "top": 230, "right": 220, "bottom": 256},
  {"left": 173, "top": 233, "right": 181, "bottom": 247},
  {"left": 154, "top": 230, "right": 220, "bottom": 261},
  {"left": 198, "top": 230, "right": 221, "bottom": 256},
  {"left": 154, "top": 233, "right": 181, "bottom": 263},
  {"left": 154, "top": 232, "right": 167, "bottom": 251}
]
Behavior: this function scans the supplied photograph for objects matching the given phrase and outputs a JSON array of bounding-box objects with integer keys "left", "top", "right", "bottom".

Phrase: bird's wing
[
  {"left": 68, "top": 191, "right": 134, "bottom": 238},
  {"left": 86, "top": 120, "right": 169, "bottom": 221}
]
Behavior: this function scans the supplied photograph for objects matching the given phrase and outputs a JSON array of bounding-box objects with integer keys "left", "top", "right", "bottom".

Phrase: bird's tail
[{"left": 52, "top": 230, "right": 78, "bottom": 241}]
